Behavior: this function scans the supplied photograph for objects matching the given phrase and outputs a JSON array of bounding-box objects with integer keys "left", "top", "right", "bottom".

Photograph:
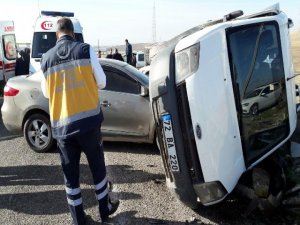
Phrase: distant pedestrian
[
  {"left": 131, "top": 53, "right": 136, "bottom": 67},
  {"left": 97, "top": 50, "right": 101, "bottom": 58},
  {"left": 112, "top": 48, "right": 124, "bottom": 61},
  {"left": 125, "top": 39, "right": 132, "bottom": 64},
  {"left": 15, "top": 47, "right": 30, "bottom": 75},
  {"left": 106, "top": 48, "right": 113, "bottom": 59},
  {"left": 40, "top": 17, "right": 119, "bottom": 225}
]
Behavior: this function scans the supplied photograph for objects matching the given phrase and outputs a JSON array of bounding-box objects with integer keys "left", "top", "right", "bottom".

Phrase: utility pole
[{"left": 152, "top": 1, "right": 157, "bottom": 43}]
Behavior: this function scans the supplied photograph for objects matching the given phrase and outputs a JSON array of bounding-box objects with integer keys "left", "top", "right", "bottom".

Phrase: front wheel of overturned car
[{"left": 24, "top": 114, "right": 54, "bottom": 153}]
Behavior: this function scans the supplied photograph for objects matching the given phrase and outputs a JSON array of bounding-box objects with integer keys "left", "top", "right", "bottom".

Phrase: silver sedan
[{"left": 1, "top": 59, "right": 155, "bottom": 152}]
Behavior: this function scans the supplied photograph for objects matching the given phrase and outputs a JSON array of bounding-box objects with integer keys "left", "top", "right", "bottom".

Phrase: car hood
[{"left": 241, "top": 97, "right": 256, "bottom": 105}]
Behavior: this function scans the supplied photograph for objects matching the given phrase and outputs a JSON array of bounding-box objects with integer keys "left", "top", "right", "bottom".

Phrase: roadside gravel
[
  {"left": 1, "top": 136, "right": 297, "bottom": 225},
  {"left": 0, "top": 99, "right": 299, "bottom": 225}
]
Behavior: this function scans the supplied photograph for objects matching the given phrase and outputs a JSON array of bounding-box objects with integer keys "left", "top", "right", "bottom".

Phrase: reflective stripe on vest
[{"left": 45, "top": 58, "right": 99, "bottom": 129}]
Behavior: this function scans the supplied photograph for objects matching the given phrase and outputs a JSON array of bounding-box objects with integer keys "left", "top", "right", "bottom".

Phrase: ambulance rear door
[
  {"left": 0, "top": 21, "right": 17, "bottom": 82},
  {"left": 0, "top": 36, "right": 4, "bottom": 83}
]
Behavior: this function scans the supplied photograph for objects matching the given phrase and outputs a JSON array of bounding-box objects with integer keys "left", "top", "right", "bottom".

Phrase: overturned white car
[{"left": 150, "top": 5, "right": 298, "bottom": 208}]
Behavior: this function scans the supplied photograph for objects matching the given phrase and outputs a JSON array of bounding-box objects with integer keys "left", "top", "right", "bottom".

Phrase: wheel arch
[{"left": 22, "top": 109, "right": 50, "bottom": 131}]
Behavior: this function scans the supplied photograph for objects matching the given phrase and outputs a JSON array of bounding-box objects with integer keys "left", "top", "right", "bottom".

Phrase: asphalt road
[{"left": 0, "top": 98, "right": 299, "bottom": 225}]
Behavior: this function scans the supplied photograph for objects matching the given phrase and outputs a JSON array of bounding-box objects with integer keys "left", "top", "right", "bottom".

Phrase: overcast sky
[{"left": 0, "top": 0, "right": 299, "bottom": 46}]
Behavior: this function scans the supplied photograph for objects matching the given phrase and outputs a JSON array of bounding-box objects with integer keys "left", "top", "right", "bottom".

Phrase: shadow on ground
[
  {"left": 104, "top": 141, "right": 159, "bottom": 155},
  {"left": 0, "top": 164, "right": 165, "bottom": 187},
  {"left": 0, "top": 163, "right": 166, "bottom": 216}
]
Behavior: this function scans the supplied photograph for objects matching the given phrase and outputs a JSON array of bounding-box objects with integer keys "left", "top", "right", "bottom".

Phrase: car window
[
  {"left": 261, "top": 86, "right": 271, "bottom": 95},
  {"left": 31, "top": 32, "right": 83, "bottom": 58},
  {"left": 103, "top": 68, "right": 140, "bottom": 94},
  {"left": 124, "top": 64, "right": 149, "bottom": 87},
  {"left": 138, "top": 54, "right": 144, "bottom": 61}
]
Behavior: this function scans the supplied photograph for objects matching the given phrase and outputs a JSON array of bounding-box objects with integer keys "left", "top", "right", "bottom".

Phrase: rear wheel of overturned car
[{"left": 24, "top": 114, "right": 54, "bottom": 153}]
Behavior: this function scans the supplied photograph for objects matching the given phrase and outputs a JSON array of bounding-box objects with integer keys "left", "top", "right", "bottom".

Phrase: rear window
[
  {"left": 138, "top": 53, "right": 144, "bottom": 61},
  {"left": 31, "top": 32, "right": 84, "bottom": 58},
  {"left": 3, "top": 34, "right": 17, "bottom": 60}
]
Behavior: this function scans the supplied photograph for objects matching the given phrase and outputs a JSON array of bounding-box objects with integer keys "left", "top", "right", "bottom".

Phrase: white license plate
[{"left": 161, "top": 114, "right": 180, "bottom": 172}]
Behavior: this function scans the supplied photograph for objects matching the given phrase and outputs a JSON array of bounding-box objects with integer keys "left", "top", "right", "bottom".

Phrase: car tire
[
  {"left": 250, "top": 103, "right": 259, "bottom": 115},
  {"left": 23, "top": 114, "right": 54, "bottom": 153}
]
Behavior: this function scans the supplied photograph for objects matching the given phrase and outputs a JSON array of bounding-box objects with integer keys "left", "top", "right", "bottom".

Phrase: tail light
[{"left": 4, "top": 85, "right": 19, "bottom": 96}]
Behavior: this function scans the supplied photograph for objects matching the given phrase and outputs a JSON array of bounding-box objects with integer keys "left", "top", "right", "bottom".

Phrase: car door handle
[{"left": 101, "top": 100, "right": 111, "bottom": 107}]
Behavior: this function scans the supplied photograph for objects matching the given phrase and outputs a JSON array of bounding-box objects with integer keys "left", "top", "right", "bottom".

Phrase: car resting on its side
[{"left": 149, "top": 4, "right": 298, "bottom": 208}]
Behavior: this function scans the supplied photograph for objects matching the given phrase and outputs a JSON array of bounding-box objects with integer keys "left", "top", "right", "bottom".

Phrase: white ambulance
[
  {"left": 30, "top": 11, "right": 84, "bottom": 74},
  {"left": 0, "top": 21, "right": 17, "bottom": 87}
]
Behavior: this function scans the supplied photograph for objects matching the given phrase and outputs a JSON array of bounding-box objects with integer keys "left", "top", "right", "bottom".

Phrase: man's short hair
[{"left": 57, "top": 17, "right": 74, "bottom": 33}]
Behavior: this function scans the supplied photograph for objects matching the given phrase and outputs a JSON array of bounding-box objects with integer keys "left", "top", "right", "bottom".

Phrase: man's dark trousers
[{"left": 57, "top": 123, "right": 110, "bottom": 225}]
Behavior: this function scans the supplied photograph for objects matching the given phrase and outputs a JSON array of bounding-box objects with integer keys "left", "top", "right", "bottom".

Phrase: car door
[
  {"left": 100, "top": 65, "right": 151, "bottom": 138},
  {"left": 260, "top": 85, "right": 276, "bottom": 109},
  {"left": 259, "top": 86, "right": 271, "bottom": 109}
]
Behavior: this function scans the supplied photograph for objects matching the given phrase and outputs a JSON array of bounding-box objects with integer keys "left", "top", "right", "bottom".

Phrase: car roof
[{"left": 99, "top": 58, "right": 128, "bottom": 67}]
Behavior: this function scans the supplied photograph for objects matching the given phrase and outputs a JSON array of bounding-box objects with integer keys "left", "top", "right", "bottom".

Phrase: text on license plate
[{"left": 162, "top": 115, "right": 180, "bottom": 172}]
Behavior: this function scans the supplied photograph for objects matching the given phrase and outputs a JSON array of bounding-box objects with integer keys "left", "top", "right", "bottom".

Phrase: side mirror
[
  {"left": 296, "top": 84, "right": 299, "bottom": 97},
  {"left": 261, "top": 92, "right": 267, "bottom": 97},
  {"left": 140, "top": 86, "right": 149, "bottom": 97},
  {"left": 288, "top": 18, "right": 294, "bottom": 29}
]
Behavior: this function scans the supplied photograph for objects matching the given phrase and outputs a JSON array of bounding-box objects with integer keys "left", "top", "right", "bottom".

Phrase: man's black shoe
[
  {"left": 83, "top": 214, "right": 93, "bottom": 225},
  {"left": 101, "top": 199, "right": 120, "bottom": 222}
]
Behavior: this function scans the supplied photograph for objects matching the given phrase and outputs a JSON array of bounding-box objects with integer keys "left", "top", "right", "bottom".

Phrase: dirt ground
[
  {"left": 291, "top": 32, "right": 300, "bottom": 80},
  {"left": 291, "top": 31, "right": 300, "bottom": 105}
]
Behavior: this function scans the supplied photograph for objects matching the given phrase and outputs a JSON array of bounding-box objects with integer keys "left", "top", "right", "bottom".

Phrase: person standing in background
[
  {"left": 106, "top": 48, "right": 113, "bottom": 58},
  {"left": 112, "top": 48, "right": 124, "bottom": 61},
  {"left": 125, "top": 39, "right": 132, "bottom": 64}
]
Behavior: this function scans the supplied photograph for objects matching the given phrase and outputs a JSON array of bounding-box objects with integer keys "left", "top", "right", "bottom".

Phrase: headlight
[
  {"left": 193, "top": 181, "right": 227, "bottom": 205},
  {"left": 175, "top": 43, "right": 200, "bottom": 84}
]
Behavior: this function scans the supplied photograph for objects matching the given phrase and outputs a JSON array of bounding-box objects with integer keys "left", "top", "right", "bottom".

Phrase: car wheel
[
  {"left": 250, "top": 103, "right": 259, "bottom": 115},
  {"left": 23, "top": 114, "right": 54, "bottom": 153}
]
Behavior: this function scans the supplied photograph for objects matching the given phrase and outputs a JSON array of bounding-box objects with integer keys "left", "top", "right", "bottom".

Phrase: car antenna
[{"left": 223, "top": 10, "right": 244, "bottom": 22}]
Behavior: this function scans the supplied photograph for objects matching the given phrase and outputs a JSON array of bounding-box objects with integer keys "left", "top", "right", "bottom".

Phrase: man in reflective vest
[{"left": 40, "top": 17, "right": 119, "bottom": 225}]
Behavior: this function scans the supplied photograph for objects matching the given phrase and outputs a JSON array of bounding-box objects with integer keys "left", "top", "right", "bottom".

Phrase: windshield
[
  {"left": 138, "top": 53, "right": 144, "bottom": 61},
  {"left": 31, "top": 32, "right": 84, "bottom": 58}
]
